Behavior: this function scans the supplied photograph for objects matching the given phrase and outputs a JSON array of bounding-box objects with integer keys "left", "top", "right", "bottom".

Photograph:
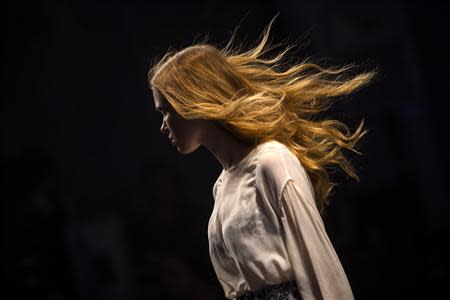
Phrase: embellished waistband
[{"left": 236, "top": 280, "right": 301, "bottom": 300}]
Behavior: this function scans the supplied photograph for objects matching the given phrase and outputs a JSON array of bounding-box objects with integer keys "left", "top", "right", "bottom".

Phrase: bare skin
[{"left": 152, "top": 88, "right": 255, "bottom": 171}]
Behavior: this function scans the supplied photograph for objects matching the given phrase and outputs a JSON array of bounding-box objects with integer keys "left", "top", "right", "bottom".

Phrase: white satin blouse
[{"left": 207, "top": 140, "right": 354, "bottom": 300}]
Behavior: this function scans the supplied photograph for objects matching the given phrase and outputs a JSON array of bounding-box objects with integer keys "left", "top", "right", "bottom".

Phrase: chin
[{"left": 177, "top": 142, "right": 200, "bottom": 155}]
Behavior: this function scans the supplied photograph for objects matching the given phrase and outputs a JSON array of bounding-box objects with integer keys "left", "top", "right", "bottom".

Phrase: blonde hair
[{"left": 148, "top": 15, "right": 377, "bottom": 216}]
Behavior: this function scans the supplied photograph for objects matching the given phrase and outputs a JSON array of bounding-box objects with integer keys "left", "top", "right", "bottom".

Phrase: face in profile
[{"left": 152, "top": 88, "right": 204, "bottom": 154}]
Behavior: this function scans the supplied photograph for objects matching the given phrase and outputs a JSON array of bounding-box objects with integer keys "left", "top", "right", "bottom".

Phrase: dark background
[{"left": 2, "top": 0, "right": 449, "bottom": 299}]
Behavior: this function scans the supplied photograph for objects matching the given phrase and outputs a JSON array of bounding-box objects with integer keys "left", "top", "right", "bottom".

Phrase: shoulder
[
  {"left": 255, "top": 140, "right": 300, "bottom": 200},
  {"left": 256, "top": 140, "right": 300, "bottom": 176}
]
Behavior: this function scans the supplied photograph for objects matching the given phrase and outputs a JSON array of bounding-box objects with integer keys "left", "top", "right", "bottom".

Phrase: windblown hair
[{"left": 148, "top": 15, "right": 377, "bottom": 216}]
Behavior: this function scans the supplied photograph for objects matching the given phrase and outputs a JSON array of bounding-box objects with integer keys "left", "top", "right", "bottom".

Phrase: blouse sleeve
[{"left": 278, "top": 179, "right": 355, "bottom": 300}]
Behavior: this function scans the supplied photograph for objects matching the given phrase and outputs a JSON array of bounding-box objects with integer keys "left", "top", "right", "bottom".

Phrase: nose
[{"left": 160, "top": 121, "right": 169, "bottom": 136}]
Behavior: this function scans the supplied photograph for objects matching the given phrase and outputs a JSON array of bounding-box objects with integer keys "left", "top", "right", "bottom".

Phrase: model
[{"left": 148, "top": 14, "right": 376, "bottom": 300}]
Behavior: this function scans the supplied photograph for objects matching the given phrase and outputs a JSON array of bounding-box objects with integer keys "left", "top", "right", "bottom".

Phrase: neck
[{"left": 201, "top": 122, "right": 255, "bottom": 171}]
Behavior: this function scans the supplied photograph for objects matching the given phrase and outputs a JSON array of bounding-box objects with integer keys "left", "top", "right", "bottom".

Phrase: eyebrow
[{"left": 155, "top": 105, "right": 167, "bottom": 111}]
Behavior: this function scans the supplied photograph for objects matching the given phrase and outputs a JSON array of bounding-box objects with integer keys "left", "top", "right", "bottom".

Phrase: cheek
[
  {"left": 166, "top": 114, "right": 183, "bottom": 132},
  {"left": 170, "top": 116, "right": 196, "bottom": 137}
]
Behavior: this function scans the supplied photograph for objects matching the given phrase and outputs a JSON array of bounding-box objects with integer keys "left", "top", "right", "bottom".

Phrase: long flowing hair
[{"left": 148, "top": 15, "right": 377, "bottom": 216}]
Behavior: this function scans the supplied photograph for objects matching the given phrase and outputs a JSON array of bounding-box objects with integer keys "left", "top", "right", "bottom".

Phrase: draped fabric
[
  {"left": 278, "top": 180, "right": 354, "bottom": 300},
  {"left": 208, "top": 140, "right": 354, "bottom": 300}
]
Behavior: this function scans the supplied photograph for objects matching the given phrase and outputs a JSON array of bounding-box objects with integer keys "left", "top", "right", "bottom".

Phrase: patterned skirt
[{"left": 236, "top": 280, "right": 302, "bottom": 300}]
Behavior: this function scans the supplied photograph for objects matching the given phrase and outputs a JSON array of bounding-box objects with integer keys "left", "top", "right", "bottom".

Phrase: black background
[{"left": 2, "top": 0, "right": 449, "bottom": 299}]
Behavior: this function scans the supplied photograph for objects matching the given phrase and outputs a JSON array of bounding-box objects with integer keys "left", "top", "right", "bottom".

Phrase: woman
[{"left": 148, "top": 15, "right": 376, "bottom": 300}]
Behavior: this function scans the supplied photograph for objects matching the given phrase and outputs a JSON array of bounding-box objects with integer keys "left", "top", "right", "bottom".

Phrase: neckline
[{"left": 223, "top": 140, "right": 276, "bottom": 174}]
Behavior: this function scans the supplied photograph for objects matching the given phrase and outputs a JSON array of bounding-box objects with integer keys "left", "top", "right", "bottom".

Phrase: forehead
[{"left": 152, "top": 88, "right": 168, "bottom": 109}]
